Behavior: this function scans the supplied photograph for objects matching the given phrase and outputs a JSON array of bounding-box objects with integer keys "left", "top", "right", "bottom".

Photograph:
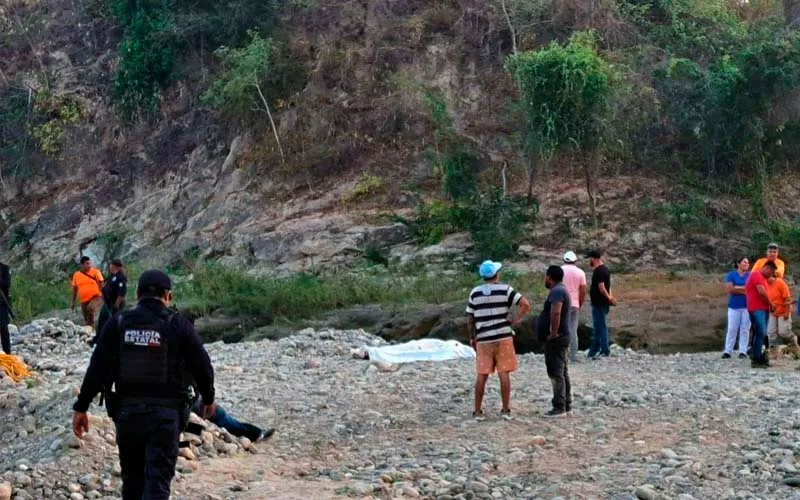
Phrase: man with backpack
[{"left": 71, "top": 256, "right": 104, "bottom": 329}]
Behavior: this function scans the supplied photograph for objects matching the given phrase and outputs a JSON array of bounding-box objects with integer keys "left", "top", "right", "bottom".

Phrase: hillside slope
[{"left": 2, "top": 0, "right": 800, "bottom": 271}]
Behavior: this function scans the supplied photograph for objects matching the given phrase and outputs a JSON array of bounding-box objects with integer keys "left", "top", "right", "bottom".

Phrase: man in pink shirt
[{"left": 561, "top": 251, "right": 587, "bottom": 362}]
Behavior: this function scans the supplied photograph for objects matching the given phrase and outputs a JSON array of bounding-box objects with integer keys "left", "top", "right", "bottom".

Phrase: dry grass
[{"left": 615, "top": 272, "right": 726, "bottom": 305}]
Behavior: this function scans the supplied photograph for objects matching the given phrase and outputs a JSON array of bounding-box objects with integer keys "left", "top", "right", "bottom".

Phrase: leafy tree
[
  {"left": 202, "top": 30, "right": 285, "bottom": 163},
  {"left": 506, "top": 32, "right": 612, "bottom": 223}
]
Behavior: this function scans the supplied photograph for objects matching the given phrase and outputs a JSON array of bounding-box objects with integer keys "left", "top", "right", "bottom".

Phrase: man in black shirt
[
  {"left": 73, "top": 270, "right": 215, "bottom": 500},
  {"left": 0, "top": 259, "right": 11, "bottom": 354},
  {"left": 538, "top": 266, "right": 572, "bottom": 417},
  {"left": 586, "top": 249, "right": 616, "bottom": 358},
  {"left": 96, "top": 259, "right": 128, "bottom": 339}
]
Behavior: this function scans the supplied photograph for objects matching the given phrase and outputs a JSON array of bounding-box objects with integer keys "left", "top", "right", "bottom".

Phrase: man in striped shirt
[{"left": 467, "top": 260, "right": 531, "bottom": 421}]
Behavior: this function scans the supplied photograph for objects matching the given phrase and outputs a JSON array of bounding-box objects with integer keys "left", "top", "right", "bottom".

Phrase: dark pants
[
  {"left": 750, "top": 310, "right": 769, "bottom": 363},
  {"left": 0, "top": 306, "right": 10, "bottom": 354},
  {"left": 588, "top": 305, "right": 611, "bottom": 357},
  {"left": 192, "top": 399, "right": 262, "bottom": 442},
  {"left": 97, "top": 303, "right": 115, "bottom": 336},
  {"left": 115, "top": 404, "right": 181, "bottom": 500},
  {"left": 545, "top": 337, "right": 572, "bottom": 411}
]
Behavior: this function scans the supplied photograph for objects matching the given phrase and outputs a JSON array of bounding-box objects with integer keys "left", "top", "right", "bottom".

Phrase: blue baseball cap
[{"left": 479, "top": 260, "right": 503, "bottom": 279}]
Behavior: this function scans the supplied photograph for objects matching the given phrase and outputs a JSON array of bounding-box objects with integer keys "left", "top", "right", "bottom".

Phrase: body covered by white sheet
[{"left": 365, "top": 338, "right": 476, "bottom": 364}]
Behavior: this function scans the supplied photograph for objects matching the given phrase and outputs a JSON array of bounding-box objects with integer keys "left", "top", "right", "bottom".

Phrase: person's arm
[
  {"left": 71, "top": 282, "right": 78, "bottom": 311},
  {"left": 549, "top": 300, "right": 563, "bottom": 340},
  {"left": 467, "top": 314, "right": 476, "bottom": 348},
  {"left": 512, "top": 296, "right": 531, "bottom": 325},
  {"left": 72, "top": 318, "right": 118, "bottom": 436},
  {"left": 598, "top": 283, "right": 616, "bottom": 305},
  {"left": 114, "top": 277, "right": 127, "bottom": 310},
  {"left": 756, "top": 284, "right": 773, "bottom": 309},
  {"left": 783, "top": 284, "right": 792, "bottom": 319},
  {"left": 578, "top": 284, "right": 587, "bottom": 308},
  {"left": 726, "top": 283, "right": 746, "bottom": 295},
  {"left": 180, "top": 317, "right": 215, "bottom": 412}
]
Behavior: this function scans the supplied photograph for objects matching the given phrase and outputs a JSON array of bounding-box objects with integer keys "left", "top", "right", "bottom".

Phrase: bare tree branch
[
  {"left": 500, "top": 0, "right": 518, "bottom": 55},
  {"left": 254, "top": 80, "right": 285, "bottom": 164}
]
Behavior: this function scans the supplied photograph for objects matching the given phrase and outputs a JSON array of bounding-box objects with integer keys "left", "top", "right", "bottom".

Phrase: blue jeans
[
  {"left": 192, "top": 399, "right": 263, "bottom": 442},
  {"left": 749, "top": 310, "right": 769, "bottom": 362},
  {"left": 588, "top": 306, "right": 610, "bottom": 357}
]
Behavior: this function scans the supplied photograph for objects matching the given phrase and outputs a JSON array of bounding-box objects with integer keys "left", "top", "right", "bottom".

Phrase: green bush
[
  {"left": 29, "top": 91, "right": 85, "bottom": 156},
  {"left": 398, "top": 192, "right": 532, "bottom": 261},
  {"left": 11, "top": 270, "right": 71, "bottom": 324},
  {"left": 506, "top": 31, "right": 612, "bottom": 160},
  {"left": 113, "top": 9, "right": 178, "bottom": 122},
  {"left": 202, "top": 31, "right": 273, "bottom": 116}
]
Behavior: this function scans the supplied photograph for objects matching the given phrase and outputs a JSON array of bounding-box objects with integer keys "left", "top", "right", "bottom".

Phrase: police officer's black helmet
[{"left": 138, "top": 269, "right": 173, "bottom": 296}]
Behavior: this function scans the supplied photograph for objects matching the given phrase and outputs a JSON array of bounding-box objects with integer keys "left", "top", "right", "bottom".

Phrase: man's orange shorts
[{"left": 476, "top": 338, "right": 518, "bottom": 375}]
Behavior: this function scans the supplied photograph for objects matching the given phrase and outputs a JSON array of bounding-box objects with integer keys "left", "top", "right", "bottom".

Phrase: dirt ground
[{"left": 606, "top": 272, "right": 747, "bottom": 353}]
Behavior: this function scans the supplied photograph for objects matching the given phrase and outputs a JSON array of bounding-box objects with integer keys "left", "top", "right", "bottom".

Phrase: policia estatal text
[{"left": 72, "top": 270, "right": 216, "bottom": 500}]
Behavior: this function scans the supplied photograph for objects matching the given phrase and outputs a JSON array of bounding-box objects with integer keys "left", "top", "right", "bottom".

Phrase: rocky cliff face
[{"left": 0, "top": 0, "right": 784, "bottom": 271}]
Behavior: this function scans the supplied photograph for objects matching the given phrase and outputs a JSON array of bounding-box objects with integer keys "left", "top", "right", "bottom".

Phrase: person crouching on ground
[
  {"left": 466, "top": 260, "right": 530, "bottom": 421},
  {"left": 538, "top": 266, "right": 573, "bottom": 417},
  {"left": 767, "top": 272, "right": 799, "bottom": 358}
]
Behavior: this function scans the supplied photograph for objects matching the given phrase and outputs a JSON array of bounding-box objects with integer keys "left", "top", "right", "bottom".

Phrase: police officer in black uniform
[
  {"left": 95, "top": 258, "right": 128, "bottom": 343},
  {"left": 72, "top": 270, "right": 216, "bottom": 500},
  {"left": 0, "top": 259, "right": 11, "bottom": 354}
]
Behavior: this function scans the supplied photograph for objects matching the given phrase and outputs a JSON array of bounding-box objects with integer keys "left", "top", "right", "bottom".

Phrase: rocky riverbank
[{"left": 3, "top": 319, "right": 800, "bottom": 499}]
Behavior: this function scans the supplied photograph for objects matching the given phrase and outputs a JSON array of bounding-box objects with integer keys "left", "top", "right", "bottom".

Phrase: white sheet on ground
[{"left": 365, "top": 339, "right": 476, "bottom": 364}]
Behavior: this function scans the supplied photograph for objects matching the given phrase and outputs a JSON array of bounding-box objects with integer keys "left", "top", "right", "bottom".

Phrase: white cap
[{"left": 563, "top": 251, "right": 578, "bottom": 263}]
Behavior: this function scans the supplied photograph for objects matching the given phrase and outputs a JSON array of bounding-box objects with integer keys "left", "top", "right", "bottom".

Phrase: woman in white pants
[{"left": 723, "top": 257, "right": 751, "bottom": 358}]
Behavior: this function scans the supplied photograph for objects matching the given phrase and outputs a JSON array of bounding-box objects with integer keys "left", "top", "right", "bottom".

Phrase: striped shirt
[{"left": 466, "top": 283, "right": 522, "bottom": 343}]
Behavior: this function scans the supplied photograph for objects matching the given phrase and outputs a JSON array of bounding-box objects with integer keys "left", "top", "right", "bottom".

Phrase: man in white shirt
[{"left": 561, "top": 251, "right": 587, "bottom": 362}]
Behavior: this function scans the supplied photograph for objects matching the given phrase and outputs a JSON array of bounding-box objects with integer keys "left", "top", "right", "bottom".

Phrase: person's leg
[
  {"left": 767, "top": 315, "right": 779, "bottom": 353},
  {"left": 561, "top": 341, "right": 572, "bottom": 412},
  {"left": 495, "top": 338, "right": 518, "bottom": 412},
  {"left": 588, "top": 306, "right": 601, "bottom": 357},
  {"left": 209, "top": 405, "right": 262, "bottom": 441},
  {"left": 474, "top": 342, "right": 492, "bottom": 415},
  {"left": 545, "top": 341, "right": 566, "bottom": 411},
  {"left": 143, "top": 408, "right": 181, "bottom": 500},
  {"left": 498, "top": 371, "right": 511, "bottom": 412},
  {"left": 97, "top": 303, "right": 111, "bottom": 335},
  {"left": 474, "top": 374, "right": 489, "bottom": 414},
  {"left": 0, "top": 324, "right": 9, "bottom": 355},
  {"left": 568, "top": 308, "right": 579, "bottom": 361},
  {"left": 750, "top": 311, "right": 767, "bottom": 364},
  {"left": 738, "top": 309, "right": 750, "bottom": 356},
  {"left": 724, "top": 308, "right": 739, "bottom": 355},
  {"left": 115, "top": 417, "right": 146, "bottom": 500},
  {"left": 598, "top": 306, "right": 610, "bottom": 356},
  {"left": 81, "top": 301, "right": 92, "bottom": 327},
  {"left": 777, "top": 317, "right": 800, "bottom": 357}
]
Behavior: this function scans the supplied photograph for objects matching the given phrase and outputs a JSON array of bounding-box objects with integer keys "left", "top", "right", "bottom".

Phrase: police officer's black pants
[
  {"left": 115, "top": 404, "right": 181, "bottom": 500},
  {"left": 0, "top": 306, "right": 10, "bottom": 354},
  {"left": 97, "top": 303, "right": 112, "bottom": 336},
  {"left": 0, "top": 323, "right": 9, "bottom": 354}
]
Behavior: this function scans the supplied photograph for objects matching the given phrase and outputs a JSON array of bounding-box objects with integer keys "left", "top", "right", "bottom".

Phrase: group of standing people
[
  {"left": 70, "top": 256, "right": 128, "bottom": 338},
  {"left": 466, "top": 249, "right": 616, "bottom": 419},
  {"left": 723, "top": 243, "right": 798, "bottom": 367}
]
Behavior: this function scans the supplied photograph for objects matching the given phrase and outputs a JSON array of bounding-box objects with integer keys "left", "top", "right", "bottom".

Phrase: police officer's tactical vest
[{"left": 116, "top": 306, "right": 188, "bottom": 401}]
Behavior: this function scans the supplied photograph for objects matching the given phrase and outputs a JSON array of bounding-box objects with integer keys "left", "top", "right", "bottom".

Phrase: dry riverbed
[{"left": 3, "top": 319, "right": 800, "bottom": 499}]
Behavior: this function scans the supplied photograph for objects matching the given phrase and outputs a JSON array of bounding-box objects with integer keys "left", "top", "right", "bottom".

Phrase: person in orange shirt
[
  {"left": 767, "top": 274, "right": 799, "bottom": 358},
  {"left": 71, "top": 256, "right": 104, "bottom": 329},
  {"left": 752, "top": 242, "right": 786, "bottom": 278}
]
